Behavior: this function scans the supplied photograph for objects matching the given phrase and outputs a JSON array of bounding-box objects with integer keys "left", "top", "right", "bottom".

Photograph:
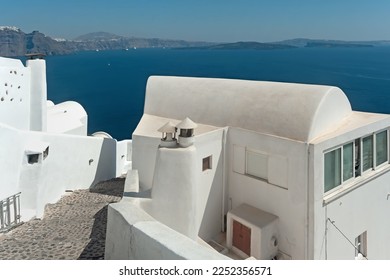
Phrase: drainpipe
[
  {"left": 221, "top": 127, "right": 228, "bottom": 232},
  {"left": 305, "top": 142, "right": 310, "bottom": 260}
]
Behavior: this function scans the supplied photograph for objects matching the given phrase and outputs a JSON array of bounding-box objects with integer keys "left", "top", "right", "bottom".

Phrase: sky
[{"left": 2, "top": 0, "right": 390, "bottom": 42}]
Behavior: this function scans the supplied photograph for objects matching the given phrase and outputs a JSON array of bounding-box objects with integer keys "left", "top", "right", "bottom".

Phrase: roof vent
[
  {"left": 158, "top": 121, "right": 177, "bottom": 148},
  {"left": 176, "top": 117, "right": 197, "bottom": 148}
]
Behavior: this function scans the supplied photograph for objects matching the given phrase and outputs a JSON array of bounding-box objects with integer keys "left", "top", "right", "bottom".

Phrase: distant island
[
  {"left": 176, "top": 41, "right": 296, "bottom": 50},
  {"left": 305, "top": 42, "right": 373, "bottom": 48},
  {"left": 0, "top": 26, "right": 389, "bottom": 57}
]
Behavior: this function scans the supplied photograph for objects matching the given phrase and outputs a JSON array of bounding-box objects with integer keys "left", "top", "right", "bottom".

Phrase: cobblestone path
[{"left": 0, "top": 178, "right": 124, "bottom": 260}]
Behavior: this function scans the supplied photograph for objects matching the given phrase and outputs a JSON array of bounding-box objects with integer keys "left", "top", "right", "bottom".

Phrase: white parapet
[{"left": 105, "top": 199, "right": 231, "bottom": 260}]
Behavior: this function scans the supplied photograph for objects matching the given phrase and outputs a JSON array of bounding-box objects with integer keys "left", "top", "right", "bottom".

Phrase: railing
[{"left": 0, "top": 192, "right": 21, "bottom": 232}]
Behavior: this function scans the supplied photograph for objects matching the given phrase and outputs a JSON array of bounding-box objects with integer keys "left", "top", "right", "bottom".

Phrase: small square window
[
  {"left": 202, "top": 156, "right": 212, "bottom": 171},
  {"left": 27, "top": 154, "right": 40, "bottom": 164}
]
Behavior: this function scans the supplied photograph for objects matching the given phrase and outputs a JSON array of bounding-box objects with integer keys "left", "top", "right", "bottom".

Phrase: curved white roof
[
  {"left": 144, "top": 76, "right": 352, "bottom": 142},
  {"left": 47, "top": 101, "right": 87, "bottom": 120},
  {"left": 47, "top": 101, "right": 87, "bottom": 134}
]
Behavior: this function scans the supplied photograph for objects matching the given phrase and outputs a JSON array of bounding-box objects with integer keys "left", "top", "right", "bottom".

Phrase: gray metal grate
[{"left": 0, "top": 192, "right": 21, "bottom": 232}]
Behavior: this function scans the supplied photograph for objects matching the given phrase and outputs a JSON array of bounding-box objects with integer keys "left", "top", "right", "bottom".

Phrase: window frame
[
  {"left": 355, "top": 231, "right": 368, "bottom": 258},
  {"left": 27, "top": 153, "right": 40, "bottom": 164},
  {"left": 361, "top": 134, "right": 374, "bottom": 174},
  {"left": 324, "top": 142, "right": 355, "bottom": 193},
  {"left": 323, "top": 129, "right": 389, "bottom": 195},
  {"left": 374, "top": 129, "right": 389, "bottom": 168},
  {"left": 202, "top": 155, "right": 212, "bottom": 171}
]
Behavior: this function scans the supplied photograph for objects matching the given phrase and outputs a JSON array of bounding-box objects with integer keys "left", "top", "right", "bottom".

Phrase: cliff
[
  {"left": 0, "top": 27, "right": 75, "bottom": 56},
  {"left": 0, "top": 27, "right": 214, "bottom": 57}
]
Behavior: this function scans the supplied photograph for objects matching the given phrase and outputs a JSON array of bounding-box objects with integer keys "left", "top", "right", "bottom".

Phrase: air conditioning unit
[{"left": 227, "top": 203, "right": 279, "bottom": 260}]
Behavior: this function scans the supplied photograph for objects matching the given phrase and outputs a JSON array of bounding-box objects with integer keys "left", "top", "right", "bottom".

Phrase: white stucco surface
[
  {"left": 0, "top": 56, "right": 129, "bottom": 223},
  {"left": 0, "top": 58, "right": 31, "bottom": 130},
  {"left": 27, "top": 59, "right": 47, "bottom": 132},
  {"left": 108, "top": 75, "right": 390, "bottom": 260},
  {"left": 105, "top": 200, "right": 231, "bottom": 260},
  {"left": 47, "top": 101, "right": 87, "bottom": 135},
  {"left": 309, "top": 111, "right": 390, "bottom": 259},
  {"left": 227, "top": 127, "right": 308, "bottom": 259},
  {"left": 144, "top": 76, "right": 352, "bottom": 142}
]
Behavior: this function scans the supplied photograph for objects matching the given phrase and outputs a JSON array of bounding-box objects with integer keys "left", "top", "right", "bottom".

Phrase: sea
[{"left": 41, "top": 47, "right": 390, "bottom": 140}]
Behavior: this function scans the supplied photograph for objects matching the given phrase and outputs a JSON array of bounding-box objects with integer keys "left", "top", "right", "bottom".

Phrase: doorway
[{"left": 232, "top": 220, "right": 251, "bottom": 256}]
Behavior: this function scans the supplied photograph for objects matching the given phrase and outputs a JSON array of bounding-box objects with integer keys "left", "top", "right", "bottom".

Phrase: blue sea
[{"left": 43, "top": 47, "right": 390, "bottom": 140}]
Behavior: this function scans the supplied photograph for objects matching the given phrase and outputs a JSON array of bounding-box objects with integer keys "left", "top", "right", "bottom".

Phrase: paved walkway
[{"left": 0, "top": 178, "right": 124, "bottom": 260}]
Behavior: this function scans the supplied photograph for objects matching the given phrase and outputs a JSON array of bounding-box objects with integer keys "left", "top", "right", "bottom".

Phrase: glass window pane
[
  {"left": 376, "top": 131, "right": 388, "bottom": 166},
  {"left": 324, "top": 148, "right": 341, "bottom": 192},
  {"left": 362, "top": 136, "right": 373, "bottom": 172},
  {"left": 343, "top": 143, "right": 354, "bottom": 181},
  {"left": 246, "top": 150, "right": 267, "bottom": 179}
]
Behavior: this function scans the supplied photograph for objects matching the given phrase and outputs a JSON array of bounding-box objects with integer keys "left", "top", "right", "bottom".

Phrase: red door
[{"left": 232, "top": 220, "right": 251, "bottom": 256}]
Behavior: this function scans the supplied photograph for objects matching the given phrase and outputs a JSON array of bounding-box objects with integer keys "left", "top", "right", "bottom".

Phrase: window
[
  {"left": 324, "top": 148, "right": 341, "bottom": 192},
  {"left": 355, "top": 231, "right": 367, "bottom": 258},
  {"left": 343, "top": 142, "right": 354, "bottom": 181},
  {"left": 324, "top": 129, "right": 389, "bottom": 194},
  {"left": 362, "top": 135, "right": 373, "bottom": 172},
  {"left": 246, "top": 150, "right": 268, "bottom": 180},
  {"left": 324, "top": 143, "right": 353, "bottom": 192},
  {"left": 376, "top": 130, "right": 388, "bottom": 166},
  {"left": 202, "top": 156, "right": 212, "bottom": 171},
  {"left": 27, "top": 154, "right": 40, "bottom": 164}
]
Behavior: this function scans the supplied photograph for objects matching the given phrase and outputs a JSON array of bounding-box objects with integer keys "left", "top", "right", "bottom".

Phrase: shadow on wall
[
  {"left": 90, "top": 138, "right": 117, "bottom": 187},
  {"left": 198, "top": 152, "right": 224, "bottom": 242}
]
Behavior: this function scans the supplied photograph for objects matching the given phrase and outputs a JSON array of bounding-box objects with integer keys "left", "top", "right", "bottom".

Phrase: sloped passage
[{"left": 0, "top": 178, "right": 124, "bottom": 260}]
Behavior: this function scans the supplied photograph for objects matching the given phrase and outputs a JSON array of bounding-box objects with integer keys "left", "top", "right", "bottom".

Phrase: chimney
[{"left": 26, "top": 54, "right": 47, "bottom": 132}]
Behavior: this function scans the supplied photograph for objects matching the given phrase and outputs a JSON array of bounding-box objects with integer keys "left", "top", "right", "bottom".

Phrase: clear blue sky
[{"left": 2, "top": 0, "right": 390, "bottom": 42}]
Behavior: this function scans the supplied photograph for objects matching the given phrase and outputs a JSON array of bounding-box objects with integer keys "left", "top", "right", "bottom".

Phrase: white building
[
  {"left": 106, "top": 76, "right": 390, "bottom": 260},
  {"left": 0, "top": 56, "right": 131, "bottom": 230}
]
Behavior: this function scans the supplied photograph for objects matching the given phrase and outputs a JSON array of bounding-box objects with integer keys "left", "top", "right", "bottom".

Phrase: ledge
[{"left": 323, "top": 164, "right": 390, "bottom": 205}]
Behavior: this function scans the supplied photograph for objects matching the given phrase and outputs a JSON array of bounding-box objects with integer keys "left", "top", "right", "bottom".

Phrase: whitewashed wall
[
  {"left": 0, "top": 125, "right": 24, "bottom": 200},
  {"left": 311, "top": 117, "right": 390, "bottom": 260},
  {"left": 149, "top": 145, "right": 198, "bottom": 239},
  {"left": 0, "top": 58, "right": 31, "bottom": 130},
  {"left": 105, "top": 199, "right": 230, "bottom": 260},
  {"left": 0, "top": 125, "right": 117, "bottom": 220},
  {"left": 195, "top": 129, "right": 225, "bottom": 242},
  {"left": 116, "top": 140, "right": 132, "bottom": 177},
  {"left": 0, "top": 56, "right": 127, "bottom": 223},
  {"left": 227, "top": 127, "right": 308, "bottom": 259},
  {"left": 326, "top": 173, "right": 390, "bottom": 259},
  {"left": 132, "top": 135, "right": 160, "bottom": 191}
]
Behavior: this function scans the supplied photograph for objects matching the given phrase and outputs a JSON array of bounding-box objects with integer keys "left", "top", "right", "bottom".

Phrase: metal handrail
[{"left": 0, "top": 192, "right": 21, "bottom": 232}]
